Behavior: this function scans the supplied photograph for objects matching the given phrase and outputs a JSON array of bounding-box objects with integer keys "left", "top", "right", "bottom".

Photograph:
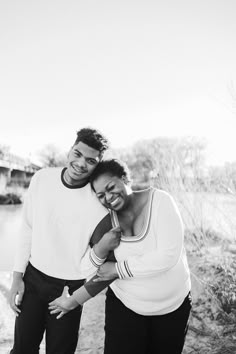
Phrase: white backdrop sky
[{"left": 0, "top": 0, "right": 236, "bottom": 165}]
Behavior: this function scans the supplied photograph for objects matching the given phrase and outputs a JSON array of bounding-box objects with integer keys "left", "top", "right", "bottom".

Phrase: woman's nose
[{"left": 105, "top": 192, "right": 113, "bottom": 202}]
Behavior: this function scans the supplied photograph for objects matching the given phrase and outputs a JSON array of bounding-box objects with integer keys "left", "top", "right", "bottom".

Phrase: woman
[{"left": 49, "top": 159, "right": 191, "bottom": 354}]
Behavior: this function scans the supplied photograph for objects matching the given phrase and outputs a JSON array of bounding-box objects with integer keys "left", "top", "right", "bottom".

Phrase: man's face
[{"left": 66, "top": 141, "right": 101, "bottom": 184}]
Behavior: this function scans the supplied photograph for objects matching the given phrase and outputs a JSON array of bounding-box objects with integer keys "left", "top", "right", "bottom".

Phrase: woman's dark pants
[{"left": 104, "top": 288, "right": 192, "bottom": 354}]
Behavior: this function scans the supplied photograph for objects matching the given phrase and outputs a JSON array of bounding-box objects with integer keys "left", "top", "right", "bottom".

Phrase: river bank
[
  {"left": 0, "top": 193, "right": 22, "bottom": 205},
  {"left": 1, "top": 242, "right": 236, "bottom": 354},
  {"left": 1, "top": 192, "right": 236, "bottom": 353}
]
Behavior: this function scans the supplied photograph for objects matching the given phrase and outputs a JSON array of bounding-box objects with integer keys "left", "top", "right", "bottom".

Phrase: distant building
[{"left": 0, "top": 153, "right": 41, "bottom": 193}]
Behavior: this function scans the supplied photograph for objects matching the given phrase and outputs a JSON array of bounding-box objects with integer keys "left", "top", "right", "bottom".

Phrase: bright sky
[{"left": 0, "top": 0, "right": 236, "bottom": 166}]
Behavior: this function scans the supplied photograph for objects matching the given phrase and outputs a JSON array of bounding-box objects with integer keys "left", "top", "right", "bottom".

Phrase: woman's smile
[{"left": 109, "top": 196, "right": 121, "bottom": 208}]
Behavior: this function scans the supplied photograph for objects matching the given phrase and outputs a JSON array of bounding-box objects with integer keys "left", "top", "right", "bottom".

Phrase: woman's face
[{"left": 93, "top": 173, "right": 130, "bottom": 211}]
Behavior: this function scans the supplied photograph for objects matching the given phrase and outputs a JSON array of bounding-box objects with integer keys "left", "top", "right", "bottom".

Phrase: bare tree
[{"left": 38, "top": 144, "right": 66, "bottom": 167}]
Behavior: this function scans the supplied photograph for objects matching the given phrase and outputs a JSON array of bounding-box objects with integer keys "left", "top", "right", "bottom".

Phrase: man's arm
[
  {"left": 80, "top": 214, "right": 120, "bottom": 297},
  {"left": 9, "top": 173, "right": 37, "bottom": 314},
  {"left": 48, "top": 215, "right": 120, "bottom": 318},
  {"left": 79, "top": 214, "right": 119, "bottom": 278}
]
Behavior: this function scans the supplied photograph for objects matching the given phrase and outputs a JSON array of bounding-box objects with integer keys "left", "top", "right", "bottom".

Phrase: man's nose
[{"left": 77, "top": 156, "right": 86, "bottom": 168}]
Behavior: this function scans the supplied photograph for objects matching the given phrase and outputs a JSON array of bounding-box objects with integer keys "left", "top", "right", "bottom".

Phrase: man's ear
[{"left": 67, "top": 147, "right": 73, "bottom": 158}]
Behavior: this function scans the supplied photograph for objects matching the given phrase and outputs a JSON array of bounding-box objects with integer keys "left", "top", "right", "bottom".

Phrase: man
[{"left": 9, "top": 127, "right": 110, "bottom": 354}]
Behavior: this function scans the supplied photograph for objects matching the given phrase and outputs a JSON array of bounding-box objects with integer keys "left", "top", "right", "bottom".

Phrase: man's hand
[
  {"left": 9, "top": 272, "right": 25, "bottom": 316},
  {"left": 94, "top": 262, "right": 119, "bottom": 282},
  {"left": 94, "top": 226, "right": 121, "bottom": 259},
  {"left": 48, "top": 286, "right": 79, "bottom": 319}
]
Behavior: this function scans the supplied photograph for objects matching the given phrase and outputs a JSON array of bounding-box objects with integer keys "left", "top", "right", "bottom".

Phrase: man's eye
[{"left": 87, "top": 160, "right": 96, "bottom": 165}]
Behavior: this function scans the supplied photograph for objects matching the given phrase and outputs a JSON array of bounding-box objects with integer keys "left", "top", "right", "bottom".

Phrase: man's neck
[{"left": 63, "top": 168, "right": 89, "bottom": 188}]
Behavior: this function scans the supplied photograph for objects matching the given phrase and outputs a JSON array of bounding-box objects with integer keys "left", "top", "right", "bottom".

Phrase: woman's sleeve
[{"left": 115, "top": 191, "right": 184, "bottom": 279}]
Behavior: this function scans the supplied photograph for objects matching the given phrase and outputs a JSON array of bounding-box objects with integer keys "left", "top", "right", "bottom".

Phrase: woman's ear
[{"left": 122, "top": 175, "right": 130, "bottom": 185}]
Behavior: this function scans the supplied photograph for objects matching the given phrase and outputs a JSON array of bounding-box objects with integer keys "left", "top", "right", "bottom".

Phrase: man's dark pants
[{"left": 10, "top": 263, "right": 84, "bottom": 354}]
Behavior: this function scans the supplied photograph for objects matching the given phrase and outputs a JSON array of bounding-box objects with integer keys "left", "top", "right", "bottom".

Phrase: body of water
[{"left": 0, "top": 205, "right": 22, "bottom": 271}]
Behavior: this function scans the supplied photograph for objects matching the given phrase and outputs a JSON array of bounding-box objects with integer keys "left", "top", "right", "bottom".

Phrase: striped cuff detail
[
  {"left": 115, "top": 261, "right": 133, "bottom": 279},
  {"left": 89, "top": 248, "right": 106, "bottom": 268}
]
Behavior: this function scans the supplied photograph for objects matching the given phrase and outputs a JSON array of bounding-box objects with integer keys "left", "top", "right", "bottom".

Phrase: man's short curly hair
[
  {"left": 90, "top": 158, "right": 131, "bottom": 190},
  {"left": 74, "top": 127, "right": 109, "bottom": 154}
]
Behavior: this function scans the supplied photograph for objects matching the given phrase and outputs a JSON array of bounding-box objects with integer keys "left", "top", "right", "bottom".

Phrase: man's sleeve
[
  {"left": 80, "top": 214, "right": 117, "bottom": 296},
  {"left": 13, "top": 174, "right": 36, "bottom": 273},
  {"left": 115, "top": 192, "right": 184, "bottom": 279},
  {"left": 79, "top": 214, "right": 113, "bottom": 278}
]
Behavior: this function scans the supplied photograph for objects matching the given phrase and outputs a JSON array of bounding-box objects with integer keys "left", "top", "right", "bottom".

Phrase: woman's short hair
[{"left": 90, "top": 159, "right": 131, "bottom": 189}]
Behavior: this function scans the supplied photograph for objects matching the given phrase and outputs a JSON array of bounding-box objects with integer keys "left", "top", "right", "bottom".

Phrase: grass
[{"left": 150, "top": 173, "right": 236, "bottom": 353}]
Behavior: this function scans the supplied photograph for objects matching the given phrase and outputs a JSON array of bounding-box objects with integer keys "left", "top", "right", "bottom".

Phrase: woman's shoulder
[{"left": 150, "top": 187, "right": 176, "bottom": 206}]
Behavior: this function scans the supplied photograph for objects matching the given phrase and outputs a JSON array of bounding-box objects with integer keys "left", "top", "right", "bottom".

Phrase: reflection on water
[{"left": 0, "top": 205, "right": 23, "bottom": 271}]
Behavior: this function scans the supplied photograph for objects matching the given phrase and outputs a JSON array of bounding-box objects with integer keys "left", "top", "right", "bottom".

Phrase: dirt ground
[
  {"left": 1, "top": 246, "right": 234, "bottom": 354},
  {"left": 0, "top": 270, "right": 200, "bottom": 354},
  {"left": 0, "top": 274, "right": 106, "bottom": 354}
]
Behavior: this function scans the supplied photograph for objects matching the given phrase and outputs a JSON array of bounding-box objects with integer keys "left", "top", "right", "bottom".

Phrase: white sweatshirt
[
  {"left": 110, "top": 188, "right": 191, "bottom": 316},
  {"left": 13, "top": 168, "right": 107, "bottom": 280}
]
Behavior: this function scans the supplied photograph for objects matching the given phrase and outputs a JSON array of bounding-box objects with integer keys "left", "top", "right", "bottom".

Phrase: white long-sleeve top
[
  {"left": 13, "top": 168, "right": 107, "bottom": 280},
  {"left": 110, "top": 188, "right": 191, "bottom": 316}
]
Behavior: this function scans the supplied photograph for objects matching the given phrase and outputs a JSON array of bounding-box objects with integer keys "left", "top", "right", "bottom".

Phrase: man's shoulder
[
  {"left": 34, "top": 167, "right": 63, "bottom": 179},
  {"left": 29, "top": 167, "right": 63, "bottom": 188}
]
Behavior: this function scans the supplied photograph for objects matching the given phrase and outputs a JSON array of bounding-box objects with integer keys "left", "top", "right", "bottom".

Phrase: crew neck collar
[{"left": 61, "top": 168, "right": 89, "bottom": 189}]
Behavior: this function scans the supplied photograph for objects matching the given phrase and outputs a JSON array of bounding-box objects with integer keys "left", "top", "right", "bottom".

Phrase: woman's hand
[
  {"left": 48, "top": 286, "right": 79, "bottom": 319},
  {"left": 94, "top": 262, "right": 119, "bottom": 282},
  {"left": 94, "top": 226, "right": 121, "bottom": 258}
]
